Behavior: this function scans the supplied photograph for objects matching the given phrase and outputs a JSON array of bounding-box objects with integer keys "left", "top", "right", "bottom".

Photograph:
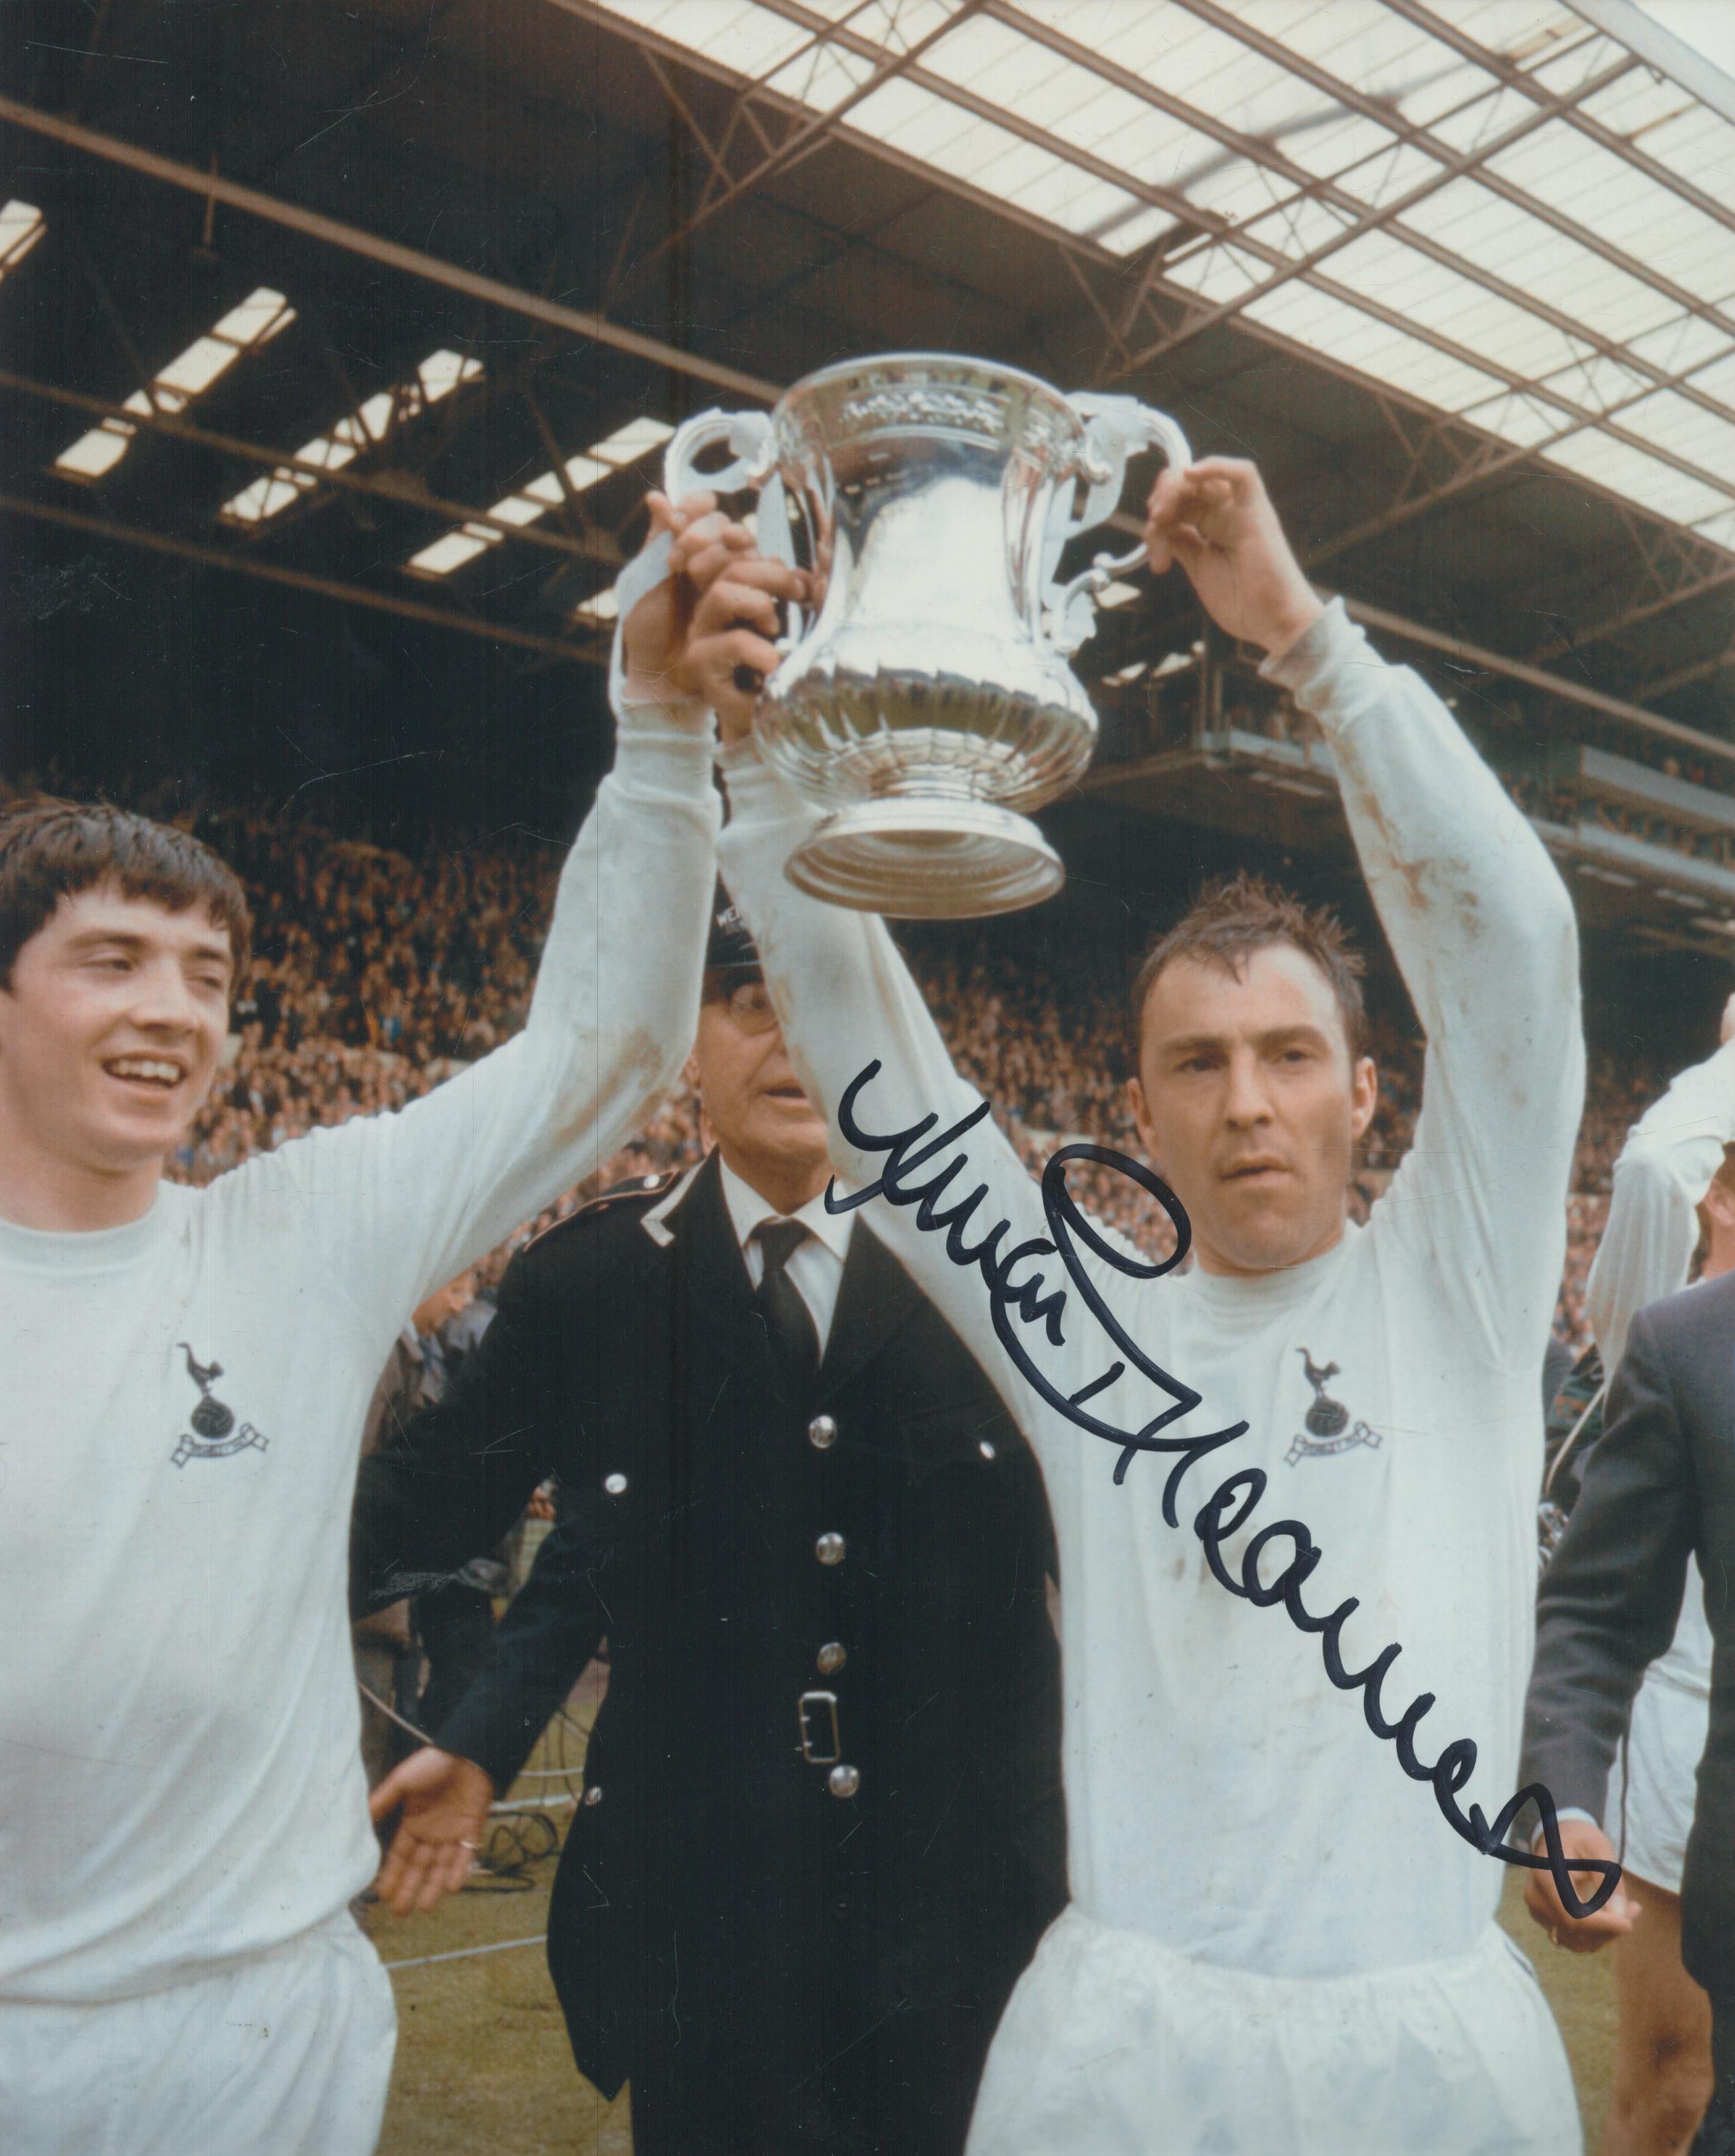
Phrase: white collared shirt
[{"left": 717, "top": 1152, "right": 855, "bottom": 1357}]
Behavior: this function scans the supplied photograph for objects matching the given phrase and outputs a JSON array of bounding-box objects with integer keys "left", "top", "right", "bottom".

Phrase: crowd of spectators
[{"left": 0, "top": 769, "right": 1694, "bottom": 1351}]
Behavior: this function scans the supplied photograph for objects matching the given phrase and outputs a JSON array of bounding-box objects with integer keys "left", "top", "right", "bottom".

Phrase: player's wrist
[{"left": 1255, "top": 590, "right": 1326, "bottom": 662}]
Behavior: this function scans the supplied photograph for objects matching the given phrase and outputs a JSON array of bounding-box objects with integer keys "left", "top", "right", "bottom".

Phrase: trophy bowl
[{"left": 665, "top": 353, "right": 1190, "bottom": 918}]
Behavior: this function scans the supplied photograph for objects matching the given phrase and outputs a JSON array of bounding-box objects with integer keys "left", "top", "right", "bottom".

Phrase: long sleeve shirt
[
  {"left": 1584, "top": 1039, "right": 1735, "bottom": 1709},
  {"left": 0, "top": 704, "right": 718, "bottom": 2003},
  {"left": 714, "top": 599, "right": 1584, "bottom": 1979}
]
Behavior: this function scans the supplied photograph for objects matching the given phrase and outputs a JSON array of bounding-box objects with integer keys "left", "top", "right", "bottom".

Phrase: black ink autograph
[{"left": 827, "top": 1059, "right": 1620, "bottom": 1922}]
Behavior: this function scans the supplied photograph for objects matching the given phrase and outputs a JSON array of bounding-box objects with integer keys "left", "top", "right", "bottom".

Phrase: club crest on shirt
[
  {"left": 1286, "top": 1348, "right": 1383, "bottom": 1465},
  {"left": 171, "top": 1343, "right": 270, "bottom": 1467}
]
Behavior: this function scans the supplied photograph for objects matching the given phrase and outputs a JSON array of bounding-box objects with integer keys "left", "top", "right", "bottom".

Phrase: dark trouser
[
  {"left": 623, "top": 2006, "right": 985, "bottom": 2156},
  {"left": 1694, "top": 1998, "right": 1735, "bottom": 2155}
]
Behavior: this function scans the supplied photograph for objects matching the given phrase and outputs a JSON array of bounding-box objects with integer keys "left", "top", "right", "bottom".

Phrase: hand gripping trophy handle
[
  {"left": 663, "top": 407, "right": 778, "bottom": 504},
  {"left": 1042, "top": 396, "right": 1193, "bottom": 655},
  {"left": 660, "top": 408, "right": 805, "bottom": 658}
]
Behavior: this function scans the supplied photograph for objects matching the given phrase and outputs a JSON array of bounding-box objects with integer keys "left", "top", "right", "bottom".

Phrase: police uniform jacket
[{"left": 352, "top": 1151, "right": 1066, "bottom": 2144}]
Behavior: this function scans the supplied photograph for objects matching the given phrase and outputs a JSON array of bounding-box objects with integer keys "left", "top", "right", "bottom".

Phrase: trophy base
[{"left": 785, "top": 798, "right": 1063, "bottom": 919}]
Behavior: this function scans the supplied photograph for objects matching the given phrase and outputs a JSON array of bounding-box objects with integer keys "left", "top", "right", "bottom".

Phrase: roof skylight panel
[
  {"left": 222, "top": 350, "right": 483, "bottom": 525},
  {"left": 1321, "top": 136, "right": 1442, "bottom": 209},
  {"left": 405, "top": 417, "right": 673, "bottom": 577},
  {"left": 1152, "top": 153, "right": 1287, "bottom": 228},
  {"left": 1424, "top": 80, "right": 1546, "bottom": 157},
  {"left": 765, "top": 37, "right": 875, "bottom": 112},
  {"left": 53, "top": 285, "right": 295, "bottom": 485},
  {"left": 1396, "top": 181, "right": 1680, "bottom": 347},
  {"left": 850, "top": 74, "right": 984, "bottom": 163},
  {"left": 1488, "top": 125, "right": 1731, "bottom": 290},
  {"left": 1296, "top": 7, "right": 1498, "bottom": 131},
  {"left": 605, "top": 0, "right": 811, "bottom": 80},
  {"left": 1617, "top": 390, "right": 1735, "bottom": 474},
  {"left": 1634, "top": 316, "right": 1733, "bottom": 378},
  {"left": 1577, "top": 60, "right": 1703, "bottom": 142},
  {"left": 1323, "top": 231, "right": 1590, "bottom": 380},
  {"left": 1542, "top": 431, "right": 1734, "bottom": 525},
  {"left": 1620, "top": 102, "right": 1735, "bottom": 206},
  {"left": 1537, "top": 352, "right": 1661, "bottom": 419},
  {"left": 0, "top": 200, "right": 45, "bottom": 279},
  {"left": 1087, "top": 99, "right": 1239, "bottom": 204},
  {"left": 1161, "top": 240, "right": 1266, "bottom": 306},
  {"left": 1461, "top": 1, "right": 1590, "bottom": 71},
  {"left": 1683, "top": 349, "right": 1735, "bottom": 404},
  {"left": 407, "top": 528, "right": 495, "bottom": 579},
  {"left": 1236, "top": 193, "right": 1360, "bottom": 261},
  {"left": 1243, "top": 279, "right": 1507, "bottom": 409},
  {"left": 1695, "top": 509, "right": 1735, "bottom": 551},
  {"left": 845, "top": 0, "right": 955, "bottom": 44},
  {"left": 1099, "top": 205, "right": 1184, "bottom": 256},
  {"left": 1458, "top": 389, "right": 1560, "bottom": 447},
  {"left": 1007, "top": 161, "right": 1142, "bottom": 236},
  {"left": 1524, "top": 26, "right": 1628, "bottom": 99}
]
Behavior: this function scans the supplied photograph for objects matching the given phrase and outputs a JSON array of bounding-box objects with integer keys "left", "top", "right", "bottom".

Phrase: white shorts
[
  {"left": 1607, "top": 1673, "right": 1708, "bottom": 1897},
  {"left": 0, "top": 1913, "right": 397, "bottom": 2156},
  {"left": 966, "top": 1908, "right": 1580, "bottom": 2156}
]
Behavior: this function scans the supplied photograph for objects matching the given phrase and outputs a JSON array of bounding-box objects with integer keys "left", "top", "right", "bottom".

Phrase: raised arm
[
  {"left": 1145, "top": 460, "right": 1584, "bottom": 1367},
  {"left": 1588, "top": 1000, "right": 1735, "bottom": 1369},
  {"left": 235, "top": 504, "right": 722, "bottom": 1330}
]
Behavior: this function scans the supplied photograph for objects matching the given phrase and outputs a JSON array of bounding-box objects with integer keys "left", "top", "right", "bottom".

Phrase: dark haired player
[
  {"left": 0, "top": 527, "right": 720, "bottom": 2154},
  {"left": 699, "top": 461, "right": 1586, "bottom": 2151}
]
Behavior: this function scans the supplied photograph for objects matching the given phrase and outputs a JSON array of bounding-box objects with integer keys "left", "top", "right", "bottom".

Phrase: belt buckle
[{"left": 798, "top": 1690, "right": 840, "bottom": 1766}]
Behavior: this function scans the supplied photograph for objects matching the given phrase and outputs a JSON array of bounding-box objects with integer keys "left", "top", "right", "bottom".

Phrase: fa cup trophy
[{"left": 665, "top": 353, "right": 1190, "bottom": 918}]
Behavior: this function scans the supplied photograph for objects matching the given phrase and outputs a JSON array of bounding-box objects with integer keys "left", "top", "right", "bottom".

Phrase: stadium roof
[
  {"left": 2, "top": 0, "right": 1732, "bottom": 745},
  {"left": 593, "top": 0, "right": 1735, "bottom": 551}
]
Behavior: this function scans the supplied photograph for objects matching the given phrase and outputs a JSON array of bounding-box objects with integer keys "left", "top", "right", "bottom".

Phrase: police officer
[{"left": 354, "top": 895, "right": 1065, "bottom": 2156}]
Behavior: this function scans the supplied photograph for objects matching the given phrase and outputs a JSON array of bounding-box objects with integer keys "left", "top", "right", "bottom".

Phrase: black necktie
[{"left": 753, "top": 1220, "right": 820, "bottom": 1390}]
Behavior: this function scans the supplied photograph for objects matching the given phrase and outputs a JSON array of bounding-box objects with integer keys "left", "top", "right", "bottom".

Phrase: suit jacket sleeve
[
  {"left": 1521, "top": 1304, "right": 1699, "bottom": 1824},
  {"left": 349, "top": 1247, "right": 561, "bottom": 1617},
  {"left": 432, "top": 1501, "right": 611, "bottom": 1794}
]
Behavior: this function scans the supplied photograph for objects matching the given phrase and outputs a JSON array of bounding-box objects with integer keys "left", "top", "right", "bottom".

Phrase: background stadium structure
[
  {"left": 6, "top": 0, "right": 1733, "bottom": 1340},
  {"left": 6, "top": 4, "right": 1731, "bottom": 2143}
]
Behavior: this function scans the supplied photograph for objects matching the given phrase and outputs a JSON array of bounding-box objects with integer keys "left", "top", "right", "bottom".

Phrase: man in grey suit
[{"left": 1522, "top": 1264, "right": 1735, "bottom": 2155}]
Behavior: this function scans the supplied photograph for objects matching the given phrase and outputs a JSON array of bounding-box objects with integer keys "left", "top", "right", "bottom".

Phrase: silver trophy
[{"left": 665, "top": 352, "right": 1190, "bottom": 918}]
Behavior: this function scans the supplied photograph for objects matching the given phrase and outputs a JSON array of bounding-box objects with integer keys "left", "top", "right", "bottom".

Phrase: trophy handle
[
  {"left": 1042, "top": 397, "right": 1193, "bottom": 655},
  {"left": 662, "top": 408, "right": 777, "bottom": 504}
]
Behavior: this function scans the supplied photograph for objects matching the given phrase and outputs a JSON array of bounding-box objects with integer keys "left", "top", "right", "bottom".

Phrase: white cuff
[
  {"left": 1258, "top": 596, "right": 1369, "bottom": 709},
  {"left": 1531, "top": 1806, "right": 1599, "bottom": 1852},
  {"left": 717, "top": 735, "right": 815, "bottom": 832}
]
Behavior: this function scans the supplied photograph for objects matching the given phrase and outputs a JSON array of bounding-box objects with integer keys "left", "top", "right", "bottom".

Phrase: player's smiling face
[
  {"left": 1128, "top": 942, "right": 1376, "bottom": 1278},
  {"left": 0, "top": 884, "right": 232, "bottom": 1187}
]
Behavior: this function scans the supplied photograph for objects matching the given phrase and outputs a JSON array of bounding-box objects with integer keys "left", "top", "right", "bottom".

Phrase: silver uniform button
[
  {"left": 978, "top": 1439, "right": 997, "bottom": 1460},
  {"left": 604, "top": 1472, "right": 628, "bottom": 1495},
  {"left": 807, "top": 1414, "right": 837, "bottom": 1450},
  {"left": 815, "top": 1532, "right": 846, "bottom": 1566},
  {"left": 817, "top": 1641, "right": 847, "bottom": 1676},
  {"left": 828, "top": 1765, "right": 861, "bottom": 1799},
  {"left": 582, "top": 1784, "right": 604, "bottom": 1807}
]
